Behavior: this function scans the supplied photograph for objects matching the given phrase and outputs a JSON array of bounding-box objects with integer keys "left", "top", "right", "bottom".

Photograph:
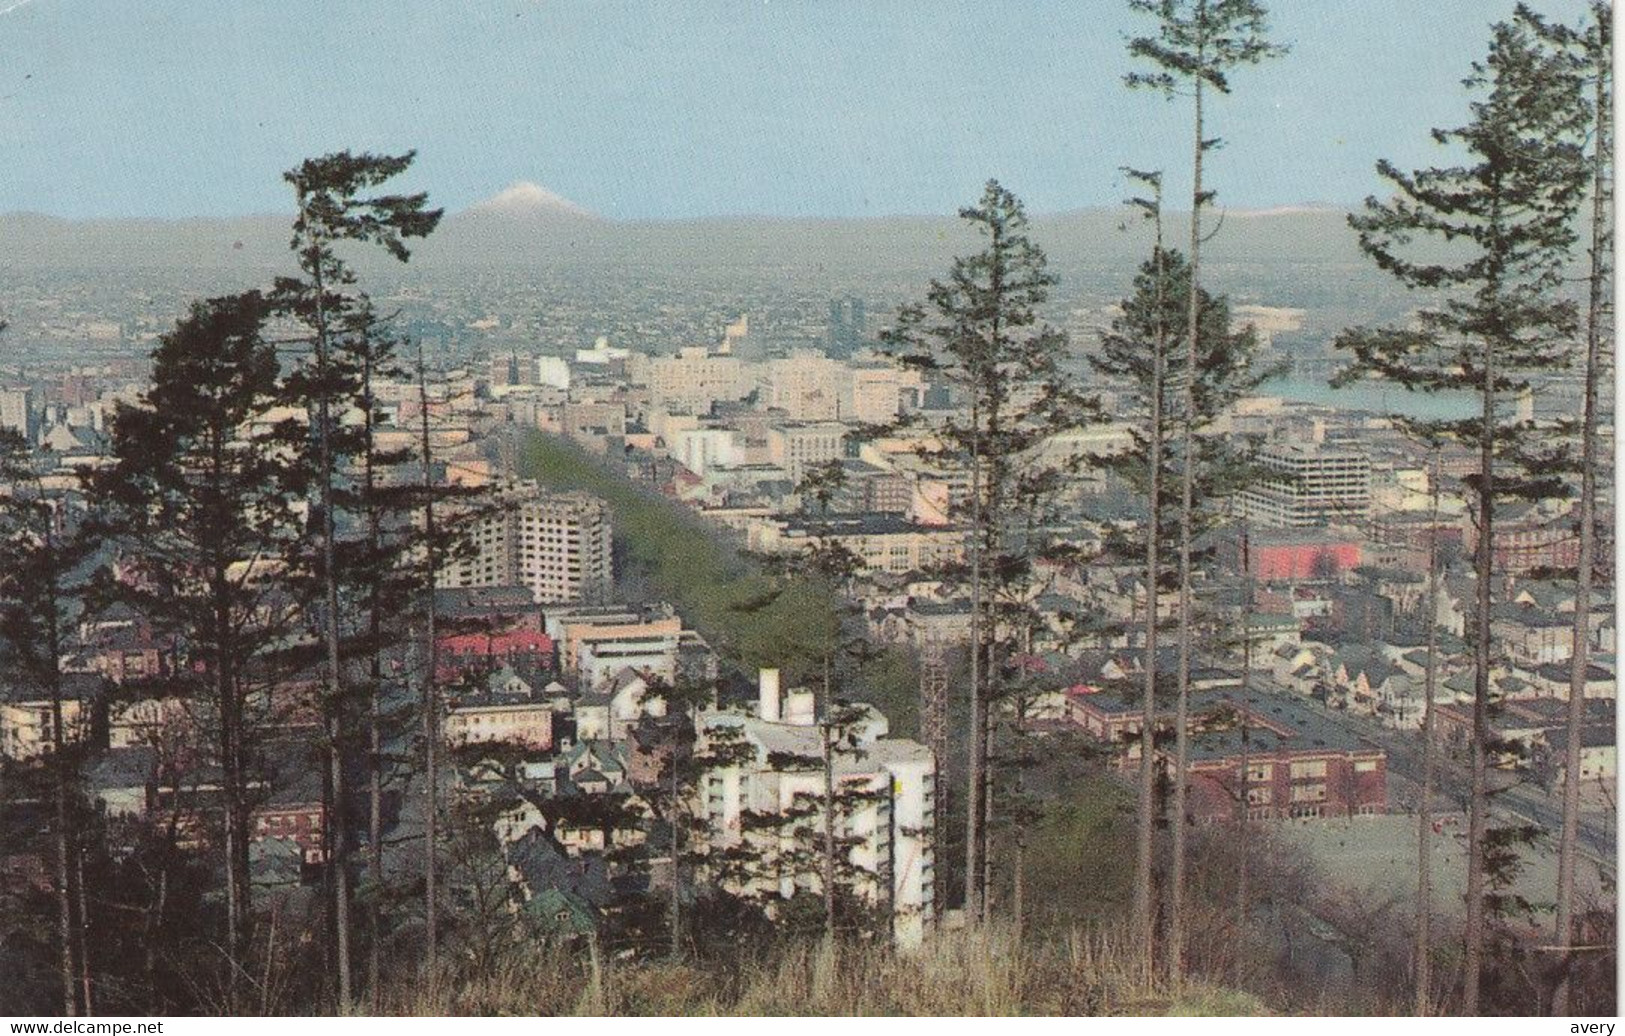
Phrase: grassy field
[{"left": 1279, "top": 814, "right": 1612, "bottom": 920}]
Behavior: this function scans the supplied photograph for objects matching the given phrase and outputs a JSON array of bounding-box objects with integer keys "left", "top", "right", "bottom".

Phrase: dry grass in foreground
[{"left": 384, "top": 924, "right": 1268, "bottom": 1017}]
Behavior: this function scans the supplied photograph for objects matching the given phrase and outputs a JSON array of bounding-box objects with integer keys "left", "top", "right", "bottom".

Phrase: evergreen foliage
[{"left": 1331, "top": 8, "right": 1590, "bottom": 1014}]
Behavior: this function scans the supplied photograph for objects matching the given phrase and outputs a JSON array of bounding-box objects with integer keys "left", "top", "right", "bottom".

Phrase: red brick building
[
  {"left": 252, "top": 798, "right": 327, "bottom": 865},
  {"left": 1226, "top": 530, "right": 1363, "bottom": 583},
  {"left": 1186, "top": 728, "right": 1387, "bottom": 821},
  {"left": 1068, "top": 692, "right": 1387, "bottom": 821},
  {"left": 1466, "top": 510, "right": 1580, "bottom": 575}
]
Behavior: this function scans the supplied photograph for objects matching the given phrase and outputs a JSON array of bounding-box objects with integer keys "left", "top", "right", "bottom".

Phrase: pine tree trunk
[
  {"left": 362, "top": 349, "right": 385, "bottom": 1012},
  {"left": 823, "top": 655, "right": 837, "bottom": 940},
  {"left": 1415, "top": 450, "right": 1442, "bottom": 1016},
  {"left": 259, "top": 902, "right": 279, "bottom": 1016},
  {"left": 319, "top": 732, "right": 336, "bottom": 1000},
  {"left": 982, "top": 702, "right": 995, "bottom": 907},
  {"left": 1135, "top": 234, "right": 1167, "bottom": 982},
  {"left": 1554, "top": 40, "right": 1609, "bottom": 1014},
  {"left": 1462, "top": 295, "right": 1499, "bottom": 1016},
  {"left": 217, "top": 656, "right": 247, "bottom": 1013},
  {"left": 203, "top": 411, "right": 251, "bottom": 1012},
  {"left": 1236, "top": 521, "right": 1251, "bottom": 984},
  {"left": 1013, "top": 825, "right": 1026, "bottom": 946},
  {"left": 668, "top": 721, "right": 682, "bottom": 959},
  {"left": 823, "top": 726, "right": 837, "bottom": 940},
  {"left": 213, "top": 536, "right": 250, "bottom": 1013},
  {"left": 1169, "top": 60, "right": 1206, "bottom": 989},
  {"left": 977, "top": 321, "right": 1009, "bottom": 922},
  {"left": 965, "top": 397, "right": 985, "bottom": 922},
  {"left": 144, "top": 867, "right": 167, "bottom": 1011},
  {"left": 417, "top": 355, "right": 441, "bottom": 975},
  {"left": 325, "top": 516, "right": 353, "bottom": 1010},
  {"left": 305, "top": 234, "right": 354, "bottom": 1007},
  {"left": 75, "top": 845, "right": 92, "bottom": 1014},
  {"left": 53, "top": 731, "right": 76, "bottom": 1017},
  {"left": 45, "top": 555, "right": 77, "bottom": 1017},
  {"left": 368, "top": 687, "right": 382, "bottom": 1007}
]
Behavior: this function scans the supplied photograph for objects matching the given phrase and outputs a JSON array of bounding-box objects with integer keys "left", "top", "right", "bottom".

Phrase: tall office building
[
  {"left": 0, "top": 386, "right": 37, "bottom": 446},
  {"left": 441, "top": 482, "right": 613, "bottom": 604},
  {"left": 643, "top": 346, "right": 748, "bottom": 412},
  {"left": 1242, "top": 443, "right": 1372, "bottom": 528},
  {"left": 826, "top": 296, "right": 866, "bottom": 357},
  {"left": 766, "top": 421, "right": 847, "bottom": 483}
]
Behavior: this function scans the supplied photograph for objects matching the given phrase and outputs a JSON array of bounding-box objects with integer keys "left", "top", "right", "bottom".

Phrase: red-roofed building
[{"left": 437, "top": 630, "right": 555, "bottom": 679}]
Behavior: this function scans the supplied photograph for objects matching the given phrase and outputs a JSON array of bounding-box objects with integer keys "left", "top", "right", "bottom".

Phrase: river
[{"left": 1258, "top": 375, "right": 1477, "bottom": 421}]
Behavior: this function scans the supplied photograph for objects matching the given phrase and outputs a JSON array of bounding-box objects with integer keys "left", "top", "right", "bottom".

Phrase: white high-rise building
[
  {"left": 0, "top": 386, "right": 36, "bottom": 446},
  {"left": 1242, "top": 443, "right": 1372, "bottom": 528},
  {"left": 766, "top": 421, "right": 847, "bottom": 484},
  {"left": 695, "top": 669, "right": 936, "bottom": 947},
  {"left": 440, "top": 482, "right": 613, "bottom": 604},
  {"left": 766, "top": 351, "right": 847, "bottom": 421},
  {"left": 641, "top": 346, "right": 750, "bottom": 413}
]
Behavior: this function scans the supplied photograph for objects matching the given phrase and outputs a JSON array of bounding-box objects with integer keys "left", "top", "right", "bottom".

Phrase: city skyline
[{"left": 0, "top": 0, "right": 1595, "bottom": 221}]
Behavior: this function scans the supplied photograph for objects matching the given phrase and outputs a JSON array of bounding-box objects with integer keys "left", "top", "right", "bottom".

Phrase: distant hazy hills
[{"left": 2, "top": 182, "right": 1371, "bottom": 275}]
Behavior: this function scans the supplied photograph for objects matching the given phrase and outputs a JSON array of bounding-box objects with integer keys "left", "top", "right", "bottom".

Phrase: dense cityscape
[{"left": 0, "top": 0, "right": 1614, "bottom": 1022}]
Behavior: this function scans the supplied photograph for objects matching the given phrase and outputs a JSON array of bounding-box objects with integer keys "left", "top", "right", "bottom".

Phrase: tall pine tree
[
  {"left": 883, "top": 181, "right": 1091, "bottom": 921},
  {"left": 1125, "top": 0, "right": 1285, "bottom": 980},
  {"left": 93, "top": 292, "right": 302, "bottom": 1011},
  {"left": 1536, "top": 0, "right": 1613, "bottom": 1016},
  {"left": 0, "top": 430, "right": 98, "bottom": 1015},
  {"left": 1093, "top": 226, "right": 1273, "bottom": 978},
  {"left": 274, "top": 150, "right": 442, "bottom": 1006},
  {"left": 1332, "top": 10, "right": 1588, "bottom": 1012}
]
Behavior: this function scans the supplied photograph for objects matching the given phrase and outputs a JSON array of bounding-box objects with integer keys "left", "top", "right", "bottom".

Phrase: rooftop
[{"left": 778, "top": 513, "right": 951, "bottom": 538}]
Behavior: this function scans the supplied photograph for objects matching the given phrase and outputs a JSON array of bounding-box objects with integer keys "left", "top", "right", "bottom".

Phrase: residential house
[
  {"left": 1272, "top": 642, "right": 1330, "bottom": 696},
  {"left": 556, "top": 739, "right": 633, "bottom": 795},
  {"left": 573, "top": 667, "right": 668, "bottom": 743},
  {"left": 1, "top": 673, "right": 100, "bottom": 760},
  {"left": 503, "top": 827, "right": 613, "bottom": 936},
  {"left": 1521, "top": 660, "right": 1616, "bottom": 700},
  {"left": 444, "top": 665, "right": 555, "bottom": 751},
  {"left": 1328, "top": 646, "right": 1417, "bottom": 728},
  {"left": 1538, "top": 724, "right": 1616, "bottom": 789},
  {"left": 87, "top": 745, "right": 159, "bottom": 819},
  {"left": 1492, "top": 602, "right": 1577, "bottom": 667}
]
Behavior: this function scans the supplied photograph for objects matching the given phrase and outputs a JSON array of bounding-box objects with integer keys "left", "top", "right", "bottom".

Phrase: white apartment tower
[
  {"left": 696, "top": 669, "right": 936, "bottom": 947},
  {"left": 441, "top": 481, "right": 613, "bottom": 604},
  {"left": 0, "top": 386, "right": 36, "bottom": 446},
  {"left": 1242, "top": 442, "right": 1372, "bottom": 528}
]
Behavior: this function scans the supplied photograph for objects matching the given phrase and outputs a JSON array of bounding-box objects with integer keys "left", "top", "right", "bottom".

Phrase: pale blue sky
[{"left": 0, "top": 0, "right": 1595, "bottom": 219}]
